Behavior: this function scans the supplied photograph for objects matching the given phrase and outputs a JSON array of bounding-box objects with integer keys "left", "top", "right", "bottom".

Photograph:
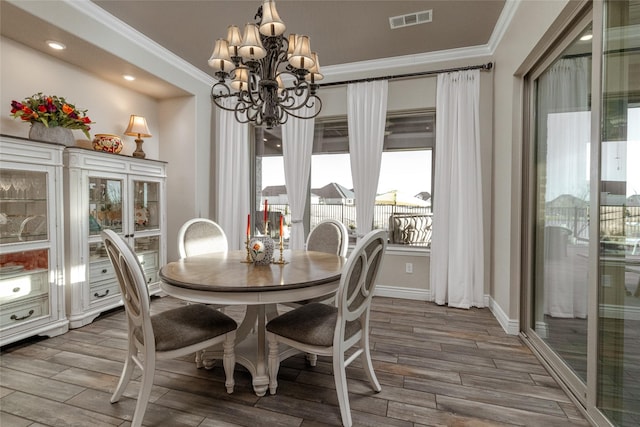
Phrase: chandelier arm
[
  {"left": 285, "top": 96, "right": 322, "bottom": 120},
  {"left": 211, "top": 82, "right": 238, "bottom": 112},
  {"left": 234, "top": 110, "right": 252, "bottom": 125},
  {"left": 279, "top": 85, "right": 314, "bottom": 112}
]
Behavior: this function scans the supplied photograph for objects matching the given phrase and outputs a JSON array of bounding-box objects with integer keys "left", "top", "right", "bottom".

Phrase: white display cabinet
[
  {"left": 0, "top": 135, "right": 68, "bottom": 346},
  {"left": 64, "top": 147, "right": 166, "bottom": 328}
]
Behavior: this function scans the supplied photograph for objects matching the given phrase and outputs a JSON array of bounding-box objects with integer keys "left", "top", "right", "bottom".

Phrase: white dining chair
[
  {"left": 287, "top": 219, "right": 349, "bottom": 307},
  {"left": 177, "top": 217, "right": 229, "bottom": 321},
  {"left": 306, "top": 218, "right": 349, "bottom": 257},
  {"left": 177, "top": 218, "right": 228, "bottom": 258},
  {"left": 266, "top": 229, "right": 387, "bottom": 427},
  {"left": 101, "top": 229, "right": 237, "bottom": 427}
]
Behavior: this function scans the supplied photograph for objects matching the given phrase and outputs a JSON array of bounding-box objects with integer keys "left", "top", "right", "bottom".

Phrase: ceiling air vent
[{"left": 389, "top": 9, "right": 432, "bottom": 29}]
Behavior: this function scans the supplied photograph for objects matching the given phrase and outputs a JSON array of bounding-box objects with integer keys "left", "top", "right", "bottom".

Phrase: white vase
[
  {"left": 249, "top": 236, "right": 275, "bottom": 265},
  {"left": 28, "top": 122, "right": 75, "bottom": 146}
]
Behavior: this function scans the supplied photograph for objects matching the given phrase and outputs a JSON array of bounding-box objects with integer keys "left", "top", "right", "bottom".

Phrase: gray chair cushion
[
  {"left": 266, "top": 302, "right": 360, "bottom": 347},
  {"left": 136, "top": 304, "right": 237, "bottom": 352}
]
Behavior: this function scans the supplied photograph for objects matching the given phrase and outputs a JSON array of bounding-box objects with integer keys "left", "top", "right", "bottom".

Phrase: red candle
[
  {"left": 246, "top": 214, "right": 250, "bottom": 238},
  {"left": 264, "top": 200, "right": 268, "bottom": 223},
  {"left": 279, "top": 215, "right": 283, "bottom": 236}
]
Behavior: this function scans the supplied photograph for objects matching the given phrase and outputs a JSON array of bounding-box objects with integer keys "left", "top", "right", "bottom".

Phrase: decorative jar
[
  {"left": 249, "top": 236, "right": 275, "bottom": 265},
  {"left": 92, "top": 134, "right": 123, "bottom": 154}
]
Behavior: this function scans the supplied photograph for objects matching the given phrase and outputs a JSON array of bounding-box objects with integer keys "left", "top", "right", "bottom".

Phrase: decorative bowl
[{"left": 92, "top": 134, "right": 123, "bottom": 154}]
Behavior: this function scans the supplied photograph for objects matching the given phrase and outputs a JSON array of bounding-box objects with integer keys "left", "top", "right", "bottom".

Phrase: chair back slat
[
  {"left": 102, "top": 229, "right": 153, "bottom": 348},
  {"left": 336, "top": 230, "right": 387, "bottom": 324}
]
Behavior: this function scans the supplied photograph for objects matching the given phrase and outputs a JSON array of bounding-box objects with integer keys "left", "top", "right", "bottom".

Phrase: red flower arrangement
[{"left": 10, "top": 93, "right": 94, "bottom": 139}]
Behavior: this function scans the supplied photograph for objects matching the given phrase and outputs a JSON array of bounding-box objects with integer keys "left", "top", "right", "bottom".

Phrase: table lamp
[{"left": 124, "top": 115, "right": 152, "bottom": 159}]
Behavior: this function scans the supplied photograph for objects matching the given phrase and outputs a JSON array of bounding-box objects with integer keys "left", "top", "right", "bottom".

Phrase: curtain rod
[{"left": 317, "top": 62, "right": 493, "bottom": 88}]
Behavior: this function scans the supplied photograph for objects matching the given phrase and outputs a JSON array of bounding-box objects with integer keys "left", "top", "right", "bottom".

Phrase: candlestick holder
[
  {"left": 272, "top": 235, "right": 288, "bottom": 265},
  {"left": 241, "top": 236, "right": 252, "bottom": 263}
]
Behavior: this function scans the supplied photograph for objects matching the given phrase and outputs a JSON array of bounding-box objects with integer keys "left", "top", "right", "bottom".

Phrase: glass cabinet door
[
  {"left": 0, "top": 169, "right": 48, "bottom": 244},
  {"left": 133, "top": 180, "right": 160, "bottom": 232},
  {"left": 89, "top": 177, "right": 123, "bottom": 235}
]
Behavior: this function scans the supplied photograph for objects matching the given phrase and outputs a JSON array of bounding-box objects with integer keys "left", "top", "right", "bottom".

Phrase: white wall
[
  {"left": 491, "top": 0, "right": 580, "bottom": 331},
  {"left": 159, "top": 96, "right": 198, "bottom": 262},
  {"left": 0, "top": 37, "right": 159, "bottom": 157}
]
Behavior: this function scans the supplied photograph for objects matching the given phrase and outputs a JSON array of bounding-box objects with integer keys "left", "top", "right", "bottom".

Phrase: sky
[{"left": 261, "top": 151, "right": 432, "bottom": 196}]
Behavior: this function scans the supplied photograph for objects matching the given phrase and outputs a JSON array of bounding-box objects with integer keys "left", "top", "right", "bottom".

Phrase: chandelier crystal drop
[{"left": 208, "top": 0, "right": 323, "bottom": 129}]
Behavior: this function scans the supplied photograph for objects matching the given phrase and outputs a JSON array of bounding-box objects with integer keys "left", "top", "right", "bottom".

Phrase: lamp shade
[
  {"left": 259, "top": 0, "right": 286, "bottom": 36},
  {"left": 226, "top": 25, "right": 243, "bottom": 57},
  {"left": 231, "top": 67, "right": 250, "bottom": 91},
  {"left": 124, "top": 115, "right": 152, "bottom": 137},
  {"left": 305, "top": 52, "right": 324, "bottom": 82},
  {"left": 286, "top": 33, "right": 297, "bottom": 59},
  {"left": 208, "top": 39, "right": 234, "bottom": 72},
  {"left": 238, "top": 23, "right": 266, "bottom": 60},
  {"left": 288, "top": 35, "right": 314, "bottom": 70}
]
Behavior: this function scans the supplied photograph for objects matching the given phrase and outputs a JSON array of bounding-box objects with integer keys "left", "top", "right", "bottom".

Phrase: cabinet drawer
[
  {"left": 0, "top": 296, "right": 49, "bottom": 328},
  {"left": 138, "top": 251, "right": 158, "bottom": 270},
  {"left": 90, "top": 260, "right": 115, "bottom": 281},
  {"left": 90, "top": 280, "right": 121, "bottom": 302},
  {"left": 143, "top": 269, "right": 158, "bottom": 285},
  {"left": 0, "top": 270, "right": 48, "bottom": 303}
]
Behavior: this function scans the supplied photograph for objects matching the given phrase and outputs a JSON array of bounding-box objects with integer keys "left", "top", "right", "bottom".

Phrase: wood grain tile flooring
[{"left": 0, "top": 297, "right": 591, "bottom": 426}]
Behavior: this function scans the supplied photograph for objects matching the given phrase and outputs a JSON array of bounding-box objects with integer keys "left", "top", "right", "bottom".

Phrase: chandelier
[{"left": 208, "top": 0, "right": 323, "bottom": 129}]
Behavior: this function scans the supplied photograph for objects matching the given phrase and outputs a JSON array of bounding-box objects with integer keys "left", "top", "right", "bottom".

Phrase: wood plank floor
[{"left": 0, "top": 296, "right": 591, "bottom": 426}]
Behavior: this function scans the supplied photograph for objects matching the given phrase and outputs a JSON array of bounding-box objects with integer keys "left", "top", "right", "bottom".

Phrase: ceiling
[{"left": 1, "top": 0, "right": 505, "bottom": 99}]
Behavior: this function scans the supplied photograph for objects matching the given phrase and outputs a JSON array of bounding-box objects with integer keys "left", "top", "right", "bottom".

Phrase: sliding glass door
[
  {"left": 524, "top": 1, "right": 640, "bottom": 425},
  {"left": 597, "top": 1, "right": 640, "bottom": 424},
  {"left": 530, "top": 21, "right": 593, "bottom": 384}
]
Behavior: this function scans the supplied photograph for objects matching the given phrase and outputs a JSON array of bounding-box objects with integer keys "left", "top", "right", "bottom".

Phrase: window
[{"left": 254, "top": 111, "right": 434, "bottom": 248}]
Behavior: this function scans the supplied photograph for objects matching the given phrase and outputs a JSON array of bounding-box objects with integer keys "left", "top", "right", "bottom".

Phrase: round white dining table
[{"left": 159, "top": 249, "right": 345, "bottom": 396}]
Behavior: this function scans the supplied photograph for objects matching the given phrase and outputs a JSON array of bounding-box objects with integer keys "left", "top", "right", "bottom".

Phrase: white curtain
[
  {"left": 430, "top": 70, "right": 484, "bottom": 308},
  {"left": 537, "top": 57, "right": 590, "bottom": 319},
  {"left": 216, "top": 98, "right": 250, "bottom": 250},
  {"left": 538, "top": 57, "right": 590, "bottom": 202},
  {"left": 347, "top": 80, "right": 388, "bottom": 239},
  {"left": 282, "top": 99, "right": 315, "bottom": 250}
]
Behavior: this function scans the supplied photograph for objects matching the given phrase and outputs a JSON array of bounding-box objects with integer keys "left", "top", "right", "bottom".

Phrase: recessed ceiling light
[
  {"left": 123, "top": 75, "right": 136, "bottom": 81},
  {"left": 46, "top": 40, "right": 66, "bottom": 50},
  {"left": 580, "top": 34, "right": 593, "bottom": 41}
]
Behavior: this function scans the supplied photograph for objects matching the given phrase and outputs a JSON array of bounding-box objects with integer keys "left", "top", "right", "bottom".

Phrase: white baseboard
[
  {"left": 488, "top": 296, "right": 520, "bottom": 335},
  {"left": 375, "top": 286, "right": 520, "bottom": 335},
  {"left": 374, "top": 285, "right": 431, "bottom": 300}
]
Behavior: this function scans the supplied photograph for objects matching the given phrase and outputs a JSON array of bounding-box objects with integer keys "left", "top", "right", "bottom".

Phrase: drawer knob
[
  {"left": 12, "top": 287, "right": 20, "bottom": 293},
  {"left": 94, "top": 289, "right": 110, "bottom": 298},
  {"left": 11, "top": 310, "right": 35, "bottom": 321},
  {"left": 101, "top": 269, "right": 108, "bottom": 274}
]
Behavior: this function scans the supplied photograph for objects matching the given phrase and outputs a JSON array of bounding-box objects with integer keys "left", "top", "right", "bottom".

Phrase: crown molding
[
  {"left": 65, "top": 0, "right": 215, "bottom": 87},
  {"left": 321, "top": 44, "right": 493, "bottom": 83},
  {"left": 487, "top": 0, "right": 521, "bottom": 54}
]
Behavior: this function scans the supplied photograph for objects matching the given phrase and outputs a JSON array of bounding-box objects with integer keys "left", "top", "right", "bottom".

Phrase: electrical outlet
[{"left": 405, "top": 262, "right": 413, "bottom": 274}]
